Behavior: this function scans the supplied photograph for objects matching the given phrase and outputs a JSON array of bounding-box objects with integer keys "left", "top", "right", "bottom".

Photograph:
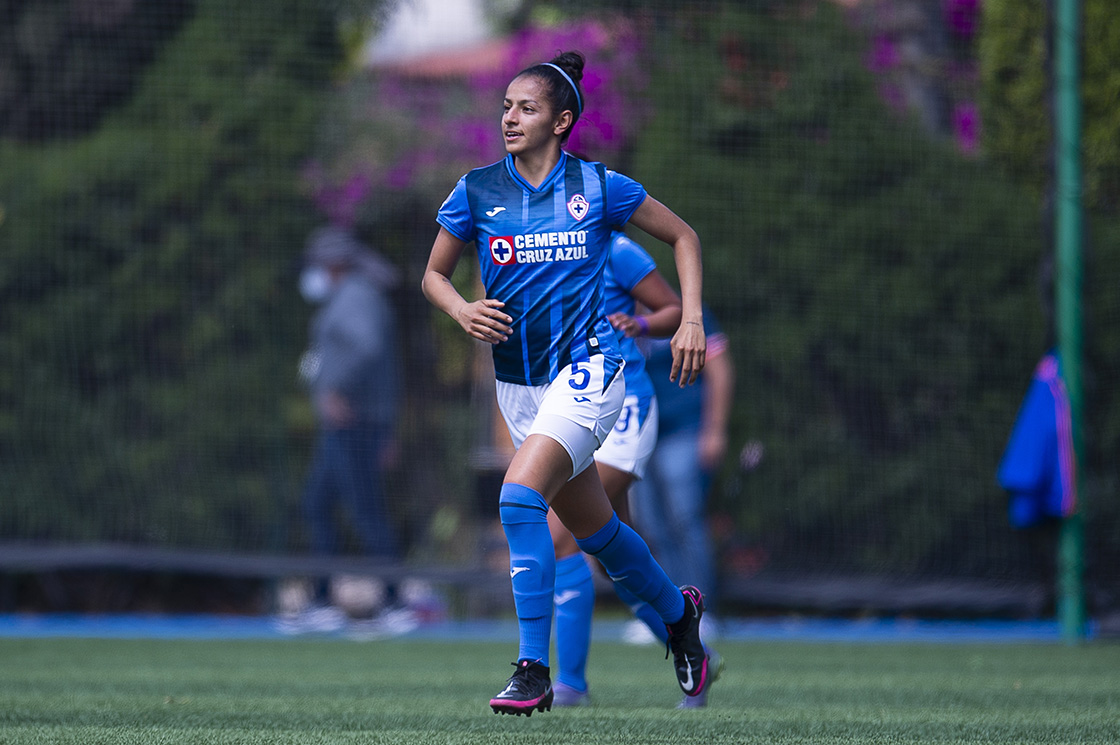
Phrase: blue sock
[
  {"left": 553, "top": 553, "right": 595, "bottom": 692},
  {"left": 613, "top": 583, "right": 670, "bottom": 645},
  {"left": 575, "top": 513, "right": 685, "bottom": 626},
  {"left": 499, "top": 483, "right": 554, "bottom": 666}
]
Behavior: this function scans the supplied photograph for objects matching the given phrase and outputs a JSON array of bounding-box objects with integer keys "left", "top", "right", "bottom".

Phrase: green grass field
[{"left": 1, "top": 637, "right": 1117, "bottom": 744}]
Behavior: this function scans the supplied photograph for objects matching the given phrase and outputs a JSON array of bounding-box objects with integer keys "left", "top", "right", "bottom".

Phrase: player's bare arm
[
  {"left": 627, "top": 196, "right": 705, "bottom": 385},
  {"left": 615, "top": 269, "right": 682, "bottom": 338},
  {"left": 422, "top": 227, "right": 513, "bottom": 344}
]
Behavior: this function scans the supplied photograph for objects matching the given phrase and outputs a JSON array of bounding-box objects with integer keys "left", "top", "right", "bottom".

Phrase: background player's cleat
[
  {"left": 678, "top": 646, "right": 723, "bottom": 708},
  {"left": 551, "top": 681, "right": 591, "bottom": 707},
  {"left": 489, "top": 660, "right": 554, "bottom": 716},
  {"left": 665, "top": 585, "right": 710, "bottom": 697},
  {"left": 621, "top": 618, "right": 659, "bottom": 646},
  {"left": 274, "top": 603, "right": 347, "bottom": 635}
]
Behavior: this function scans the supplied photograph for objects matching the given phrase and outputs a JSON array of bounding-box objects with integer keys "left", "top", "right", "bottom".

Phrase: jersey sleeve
[
  {"left": 609, "top": 233, "right": 657, "bottom": 293},
  {"left": 435, "top": 176, "right": 474, "bottom": 242},
  {"left": 604, "top": 169, "right": 647, "bottom": 227}
]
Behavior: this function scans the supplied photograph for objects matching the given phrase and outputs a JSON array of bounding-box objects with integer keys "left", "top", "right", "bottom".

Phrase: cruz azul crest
[
  {"left": 489, "top": 236, "right": 516, "bottom": 265},
  {"left": 567, "top": 194, "right": 590, "bottom": 222}
]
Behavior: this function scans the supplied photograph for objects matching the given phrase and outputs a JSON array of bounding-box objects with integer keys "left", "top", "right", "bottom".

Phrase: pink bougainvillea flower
[
  {"left": 943, "top": 0, "right": 981, "bottom": 38},
  {"left": 952, "top": 100, "right": 980, "bottom": 154},
  {"left": 866, "top": 35, "right": 899, "bottom": 73}
]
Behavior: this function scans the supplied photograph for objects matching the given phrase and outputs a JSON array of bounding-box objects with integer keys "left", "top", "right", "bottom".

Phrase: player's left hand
[{"left": 669, "top": 320, "right": 706, "bottom": 386}]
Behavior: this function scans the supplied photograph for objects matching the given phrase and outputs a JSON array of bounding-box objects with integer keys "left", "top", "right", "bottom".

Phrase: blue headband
[{"left": 542, "top": 62, "right": 583, "bottom": 116}]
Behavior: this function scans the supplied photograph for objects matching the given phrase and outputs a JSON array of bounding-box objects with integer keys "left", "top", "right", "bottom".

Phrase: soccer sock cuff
[
  {"left": 575, "top": 513, "right": 685, "bottom": 625},
  {"left": 499, "top": 482, "right": 554, "bottom": 666}
]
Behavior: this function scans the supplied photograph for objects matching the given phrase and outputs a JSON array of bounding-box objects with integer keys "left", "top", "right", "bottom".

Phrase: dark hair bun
[{"left": 549, "top": 51, "right": 585, "bottom": 84}]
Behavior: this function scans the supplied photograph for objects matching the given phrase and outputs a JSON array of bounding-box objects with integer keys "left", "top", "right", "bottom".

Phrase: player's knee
[{"left": 498, "top": 482, "right": 548, "bottom": 526}]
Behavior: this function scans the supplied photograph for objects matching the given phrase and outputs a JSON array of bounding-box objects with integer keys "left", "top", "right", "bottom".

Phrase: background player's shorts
[
  {"left": 496, "top": 355, "right": 625, "bottom": 478},
  {"left": 595, "top": 393, "right": 658, "bottom": 479}
]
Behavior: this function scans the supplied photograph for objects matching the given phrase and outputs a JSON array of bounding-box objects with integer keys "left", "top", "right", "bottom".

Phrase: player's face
[{"left": 502, "top": 75, "right": 561, "bottom": 157}]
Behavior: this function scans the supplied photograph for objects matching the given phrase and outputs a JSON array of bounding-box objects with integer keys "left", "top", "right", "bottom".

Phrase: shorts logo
[
  {"left": 567, "top": 194, "right": 590, "bottom": 221},
  {"left": 489, "top": 236, "right": 516, "bottom": 265}
]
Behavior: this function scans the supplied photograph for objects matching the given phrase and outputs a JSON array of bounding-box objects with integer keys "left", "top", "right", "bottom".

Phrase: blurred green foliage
[
  {"left": 980, "top": 0, "right": 1120, "bottom": 212},
  {"left": 629, "top": 2, "right": 1118, "bottom": 577},
  {"left": 0, "top": 0, "right": 194, "bottom": 141},
  {"left": 0, "top": 0, "right": 344, "bottom": 549}
]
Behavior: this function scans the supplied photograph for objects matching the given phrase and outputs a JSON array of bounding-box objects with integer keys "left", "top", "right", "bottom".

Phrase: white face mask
[{"left": 299, "top": 266, "right": 333, "bottom": 304}]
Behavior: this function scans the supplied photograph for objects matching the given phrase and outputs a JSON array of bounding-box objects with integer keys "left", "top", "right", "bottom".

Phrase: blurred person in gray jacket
[{"left": 287, "top": 225, "right": 406, "bottom": 633}]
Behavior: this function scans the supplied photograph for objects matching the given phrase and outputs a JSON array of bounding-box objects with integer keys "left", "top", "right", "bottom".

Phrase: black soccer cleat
[
  {"left": 678, "top": 646, "right": 724, "bottom": 708},
  {"left": 665, "top": 585, "right": 711, "bottom": 698},
  {"left": 489, "top": 659, "right": 554, "bottom": 717}
]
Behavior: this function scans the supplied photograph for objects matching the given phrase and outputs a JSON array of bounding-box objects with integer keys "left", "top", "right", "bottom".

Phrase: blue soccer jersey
[
  {"left": 437, "top": 152, "right": 647, "bottom": 386},
  {"left": 603, "top": 231, "right": 657, "bottom": 418}
]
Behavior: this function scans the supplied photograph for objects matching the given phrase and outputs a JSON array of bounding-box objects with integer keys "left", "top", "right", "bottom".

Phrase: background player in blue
[
  {"left": 546, "top": 229, "right": 723, "bottom": 708},
  {"left": 422, "top": 51, "right": 711, "bottom": 716}
]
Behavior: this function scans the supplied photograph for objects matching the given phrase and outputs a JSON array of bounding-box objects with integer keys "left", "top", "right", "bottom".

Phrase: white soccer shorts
[
  {"left": 595, "top": 394, "right": 658, "bottom": 480},
  {"left": 496, "top": 356, "right": 625, "bottom": 478}
]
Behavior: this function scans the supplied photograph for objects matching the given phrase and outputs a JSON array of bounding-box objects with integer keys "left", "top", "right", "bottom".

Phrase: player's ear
[{"left": 553, "top": 110, "right": 573, "bottom": 137}]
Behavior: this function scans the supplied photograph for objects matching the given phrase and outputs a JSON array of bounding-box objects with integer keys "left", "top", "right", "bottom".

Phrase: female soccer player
[{"left": 422, "top": 51, "right": 711, "bottom": 716}]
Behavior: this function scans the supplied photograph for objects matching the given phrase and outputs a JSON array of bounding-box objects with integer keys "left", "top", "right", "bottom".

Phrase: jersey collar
[{"left": 504, "top": 151, "right": 568, "bottom": 193}]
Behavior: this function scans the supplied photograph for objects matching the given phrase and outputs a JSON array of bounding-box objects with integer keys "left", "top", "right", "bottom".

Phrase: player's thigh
[
  {"left": 550, "top": 463, "right": 615, "bottom": 540},
  {"left": 596, "top": 461, "right": 635, "bottom": 519},
  {"left": 504, "top": 433, "right": 576, "bottom": 501}
]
